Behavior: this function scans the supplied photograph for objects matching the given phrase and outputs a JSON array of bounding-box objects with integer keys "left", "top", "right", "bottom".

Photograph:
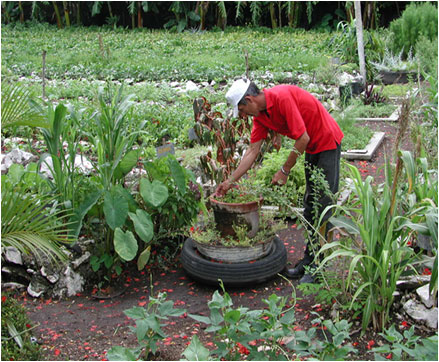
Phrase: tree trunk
[
  {"left": 199, "top": 1, "right": 209, "bottom": 30},
  {"left": 277, "top": 1, "right": 282, "bottom": 28},
  {"left": 52, "top": 1, "right": 63, "bottom": 29},
  {"left": 137, "top": 1, "right": 142, "bottom": 28},
  {"left": 269, "top": 2, "right": 277, "bottom": 29},
  {"left": 18, "top": 1, "right": 24, "bottom": 23},
  {"left": 76, "top": 2, "right": 81, "bottom": 25},
  {"left": 354, "top": 1, "right": 366, "bottom": 85},
  {"left": 63, "top": 1, "right": 70, "bottom": 27}
]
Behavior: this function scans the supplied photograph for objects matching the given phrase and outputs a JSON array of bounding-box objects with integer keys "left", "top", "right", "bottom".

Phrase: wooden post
[
  {"left": 354, "top": 1, "right": 366, "bottom": 85},
  {"left": 42, "top": 50, "right": 47, "bottom": 100},
  {"left": 244, "top": 49, "right": 249, "bottom": 80}
]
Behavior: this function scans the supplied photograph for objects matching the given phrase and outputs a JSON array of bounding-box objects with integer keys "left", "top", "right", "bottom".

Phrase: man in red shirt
[{"left": 215, "top": 79, "right": 343, "bottom": 284}]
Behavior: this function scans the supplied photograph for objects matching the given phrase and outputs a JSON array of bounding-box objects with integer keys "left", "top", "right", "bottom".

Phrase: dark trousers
[{"left": 302, "top": 143, "right": 341, "bottom": 258}]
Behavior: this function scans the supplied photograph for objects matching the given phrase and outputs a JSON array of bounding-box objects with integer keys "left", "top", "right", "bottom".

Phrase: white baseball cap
[{"left": 225, "top": 79, "right": 251, "bottom": 117}]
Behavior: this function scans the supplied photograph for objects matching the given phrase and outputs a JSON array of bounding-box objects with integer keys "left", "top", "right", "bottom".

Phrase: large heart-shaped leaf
[
  {"left": 114, "top": 228, "right": 138, "bottom": 261},
  {"left": 137, "top": 246, "right": 151, "bottom": 271},
  {"left": 104, "top": 188, "right": 128, "bottom": 230},
  {"left": 129, "top": 210, "right": 153, "bottom": 243},
  {"left": 168, "top": 158, "right": 186, "bottom": 195},
  {"left": 140, "top": 178, "right": 168, "bottom": 208}
]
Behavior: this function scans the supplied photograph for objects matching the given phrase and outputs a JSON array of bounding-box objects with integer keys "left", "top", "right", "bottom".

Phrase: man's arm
[
  {"left": 215, "top": 140, "right": 263, "bottom": 196},
  {"left": 272, "top": 131, "right": 309, "bottom": 185}
]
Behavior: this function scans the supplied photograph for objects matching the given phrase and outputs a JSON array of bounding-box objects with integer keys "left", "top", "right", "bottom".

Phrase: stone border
[
  {"left": 342, "top": 131, "right": 385, "bottom": 160},
  {"left": 355, "top": 104, "right": 401, "bottom": 122}
]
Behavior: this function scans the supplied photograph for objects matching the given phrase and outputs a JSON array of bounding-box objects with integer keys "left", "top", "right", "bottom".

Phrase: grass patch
[{"left": 335, "top": 115, "right": 374, "bottom": 151}]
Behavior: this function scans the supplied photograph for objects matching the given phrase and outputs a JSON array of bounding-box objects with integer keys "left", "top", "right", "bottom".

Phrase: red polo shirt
[{"left": 250, "top": 85, "right": 343, "bottom": 154}]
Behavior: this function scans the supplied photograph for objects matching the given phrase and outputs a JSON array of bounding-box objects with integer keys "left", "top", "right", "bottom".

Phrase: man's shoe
[
  {"left": 299, "top": 273, "right": 316, "bottom": 284},
  {"left": 284, "top": 255, "right": 313, "bottom": 279}
]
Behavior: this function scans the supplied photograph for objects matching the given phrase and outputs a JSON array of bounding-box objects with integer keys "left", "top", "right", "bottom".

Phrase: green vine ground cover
[{"left": 2, "top": 24, "right": 377, "bottom": 154}]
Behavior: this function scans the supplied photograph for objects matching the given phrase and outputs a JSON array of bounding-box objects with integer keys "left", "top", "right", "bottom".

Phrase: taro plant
[
  {"left": 70, "top": 83, "right": 149, "bottom": 277},
  {"left": 107, "top": 291, "right": 186, "bottom": 360}
]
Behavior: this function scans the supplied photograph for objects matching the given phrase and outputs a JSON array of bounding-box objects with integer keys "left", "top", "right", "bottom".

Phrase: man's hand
[
  {"left": 272, "top": 132, "right": 282, "bottom": 151},
  {"left": 215, "top": 179, "right": 233, "bottom": 197},
  {"left": 271, "top": 170, "right": 288, "bottom": 186}
]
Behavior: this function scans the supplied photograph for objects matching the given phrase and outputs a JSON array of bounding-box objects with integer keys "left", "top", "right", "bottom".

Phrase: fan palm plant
[
  {"left": 1, "top": 186, "right": 73, "bottom": 262},
  {"left": 1, "top": 83, "right": 48, "bottom": 129}
]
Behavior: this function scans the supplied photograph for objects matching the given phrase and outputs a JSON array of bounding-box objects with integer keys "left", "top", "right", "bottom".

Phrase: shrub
[
  {"left": 1, "top": 293, "right": 41, "bottom": 361},
  {"left": 389, "top": 2, "right": 438, "bottom": 57}
]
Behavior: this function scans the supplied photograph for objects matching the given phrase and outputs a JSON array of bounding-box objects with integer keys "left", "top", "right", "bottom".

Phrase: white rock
[
  {"left": 63, "top": 266, "right": 84, "bottom": 297},
  {"left": 416, "top": 284, "right": 435, "bottom": 309},
  {"left": 27, "top": 280, "right": 47, "bottom": 298},
  {"left": 4, "top": 246, "right": 23, "bottom": 265},
  {"left": 71, "top": 251, "right": 91, "bottom": 270},
  {"left": 40, "top": 266, "right": 60, "bottom": 284},
  {"left": 185, "top": 81, "right": 199, "bottom": 92},
  {"left": 1, "top": 149, "right": 34, "bottom": 172},
  {"left": 403, "top": 299, "right": 438, "bottom": 329}
]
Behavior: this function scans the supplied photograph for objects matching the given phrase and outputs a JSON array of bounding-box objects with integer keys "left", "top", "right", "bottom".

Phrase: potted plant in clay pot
[{"left": 180, "top": 97, "right": 287, "bottom": 286}]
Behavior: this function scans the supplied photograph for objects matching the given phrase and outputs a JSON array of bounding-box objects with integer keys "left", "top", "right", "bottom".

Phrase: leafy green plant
[
  {"left": 249, "top": 146, "right": 306, "bottom": 209},
  {"left": 39, "top": 102, "right": 83, "bottom": 209},
  {"left": 107, "top": 291, "right": 186, "bottom": 360},
  {"left": 189, "top": 210, "right": 285, "bottom": 247},
  {"left": 398, "top": 150, "right": 438, "bottom": 296},
  {"left": 187, "top": 280, "right": 297, "bottom": 360},
  {"left": 317, "top": 162, "right": 420, "bottom": 332},
  {"left": 389, "top": 2, "right": 438, "bottom": 58},
  {"left": 372, "top": 325, "right": 438, "bottom": 361},
  {"left": 1, "top": 293, "right": 41, "bottom": 361},
  {"left": 290, "top": 315, "right": 357, "bottom": 360}
]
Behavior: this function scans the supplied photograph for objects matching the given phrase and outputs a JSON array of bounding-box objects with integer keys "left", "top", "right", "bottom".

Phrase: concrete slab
[
  {"left": 355, "top": 105, "right": 401, "bottom": 122},
  {"left": 342, "top": 131, "right": 385, "bottom": 160}
]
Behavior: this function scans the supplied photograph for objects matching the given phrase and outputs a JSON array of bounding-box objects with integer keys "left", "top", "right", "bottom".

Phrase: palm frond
[
  {"left": 1, "top": 187, "right": 74, "bottom": 263},
  {"left": 1, "top": 83, "right": 48, "bottom": 129}
]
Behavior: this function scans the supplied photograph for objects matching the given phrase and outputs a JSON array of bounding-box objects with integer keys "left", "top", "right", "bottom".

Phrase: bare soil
[{"left": 17, "top": 120, "right": 423, "bottom": 361}]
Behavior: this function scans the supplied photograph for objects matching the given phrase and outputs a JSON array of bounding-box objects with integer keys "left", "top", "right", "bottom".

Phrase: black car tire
[{"left": 180, "top": 236, "right": 287, "bottom": 287}]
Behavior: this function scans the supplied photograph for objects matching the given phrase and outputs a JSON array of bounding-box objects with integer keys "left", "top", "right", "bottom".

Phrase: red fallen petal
[
  {"left": 138, "top": 301, "right": 147, "bottom": 307},
  {"left": 78, "top": 304, "right": 84, "bottom": 307},
  {"left": 54, "top": 349, "right": 61, "bottom": 356},
  {"left": 99, "top": 300, "right": 105, "bottom": 304}
]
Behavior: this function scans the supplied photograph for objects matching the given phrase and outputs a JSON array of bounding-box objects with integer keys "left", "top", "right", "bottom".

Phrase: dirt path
[{"left": 20, "top": 120, "right": 413, "bottom": 361}]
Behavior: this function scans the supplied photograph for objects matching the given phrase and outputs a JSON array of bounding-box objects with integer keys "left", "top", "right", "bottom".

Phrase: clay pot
[{"left": 209, "top": 196, "right": 263, "bottom": 238}]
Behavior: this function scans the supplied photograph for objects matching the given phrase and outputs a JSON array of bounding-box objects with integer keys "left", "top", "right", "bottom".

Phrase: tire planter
[
  {"left": 193, "top": 237, "right": 274, "bottom": 263},
  {"left": 181, "top": 237, "right": 287, "bottom": 287}
]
